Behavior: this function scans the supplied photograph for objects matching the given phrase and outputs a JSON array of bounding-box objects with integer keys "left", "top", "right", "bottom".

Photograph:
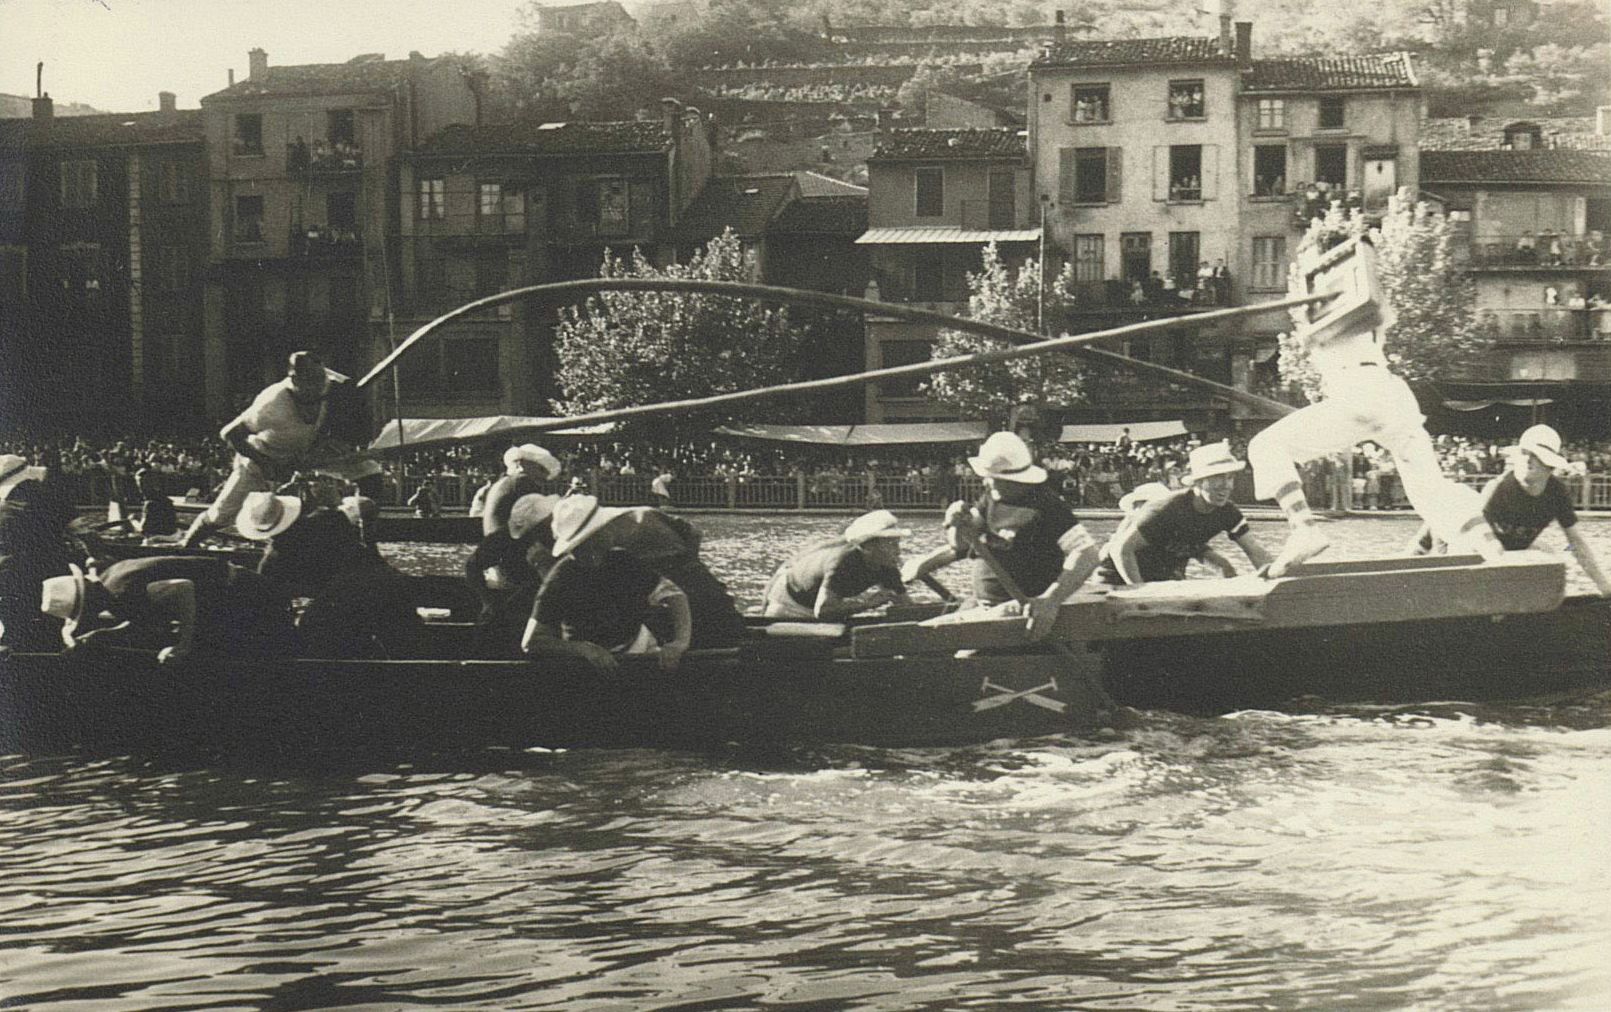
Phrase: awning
[
  {"left": 1441, "top": 398, "right": 1556, "bottom": 411},
  {"left": 1059, "top": 420, "right": 1187, "bottom": 443},
  {"left": 367, "top": 416, "right": 614, "bottom": 454},
  {"left": 715, "top": 419, "right": 1189, "bottom": 446},
  {"left": 855, "top": 226, "right": 1042, "bottom": 245},
  {"left": 716, "top": 422, "right": 989, "bottom": 445}
]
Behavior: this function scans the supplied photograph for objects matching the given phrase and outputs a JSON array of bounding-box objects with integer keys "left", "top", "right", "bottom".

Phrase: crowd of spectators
[{"left": 8, "top": 427, "right": 1611, "bottom": 512}]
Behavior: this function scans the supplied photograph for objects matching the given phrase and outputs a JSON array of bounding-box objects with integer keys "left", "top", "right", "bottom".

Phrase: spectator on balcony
[
  {"left": 1196, "top": 261, "right": 1216, "bottom": 305},
  {"left": 1515, "top": 232, "right": 1537, "bottom": 263},
  {"left": 652, "top": 466, "right": 674, "bottom": 509}
]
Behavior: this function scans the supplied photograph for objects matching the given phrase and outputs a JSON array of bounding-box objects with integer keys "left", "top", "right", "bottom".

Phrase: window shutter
[
  {"left": 1058, "top": 148, "right": 1077, "bottom": 210},
  {"left": 1105, "top": 148, "right": 1122, "bottom": 203},
  {"left": 1152, "top": 147, "right": 1168, "bottom": 201},
  {"left": 1201, "top": 145, "right": 1219, "bottom": 200}
]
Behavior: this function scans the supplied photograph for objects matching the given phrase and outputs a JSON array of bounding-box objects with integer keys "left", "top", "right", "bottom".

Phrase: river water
[{"left": 3, "top": 514, "right": 1610, "bottom": 1010}]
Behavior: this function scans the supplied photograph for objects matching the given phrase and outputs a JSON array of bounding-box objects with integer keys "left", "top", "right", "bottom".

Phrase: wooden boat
[{"left": 2, "top": 552, "right": 1604, "bottom": 758}]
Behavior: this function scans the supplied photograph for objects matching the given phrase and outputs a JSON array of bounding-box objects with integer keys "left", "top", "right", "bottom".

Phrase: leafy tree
[
  {"left": 1499, "top": 43, "right": 1611, "bottom": 115},
  {"left": 1278, "top": 189, "right": 1489, "bottom": 403},
  {"left": 553, "top": 231, "right": 809, "bottom": 439},
  {"left": 923, "top": 242, "right": 1084, "bottom": 426}
]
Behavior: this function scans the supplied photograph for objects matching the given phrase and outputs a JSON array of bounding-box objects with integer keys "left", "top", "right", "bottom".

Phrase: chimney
[
  {"left": 1234, "top": 21, "right": 1252, "bottom": 69},
  {"left": 32, "top": 92, "right": 53, "bottom": 120},
  {"left": 158, "top": 90, "right": 176, "bottom": 113},
  {"left": 1054, "top": 9, "right": 1066, "bottom": 44},
  {"left": 228, "top": 68, "right": 235, "bottom": 87},
  {"left": 248, "top": 47, "right": 267, "bottom": 78},
  {"left": 1598, "top": 106, "right": 1611, "bottom": 136}
]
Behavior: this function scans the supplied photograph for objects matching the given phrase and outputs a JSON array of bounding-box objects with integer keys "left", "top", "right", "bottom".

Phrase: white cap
[{"left": 843, "top": 509, "right": 910, "bottom": 546}]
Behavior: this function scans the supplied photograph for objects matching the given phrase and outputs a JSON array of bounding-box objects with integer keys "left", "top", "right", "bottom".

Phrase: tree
[
  {"left": 1277, "top": 189, "right": 1489, "bottom": 403},
  {"left": 1499, "top": 43, "right": 1611, "bottom": 115},
  {"left": 553, "top": 231, "right": 809, "bottom": 440},
  {"left": 923, "top": 242, "right": 1084, "bottom": 426}
]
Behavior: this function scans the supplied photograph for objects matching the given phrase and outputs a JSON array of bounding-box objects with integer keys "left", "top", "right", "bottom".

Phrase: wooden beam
[{"left": 850, "top": 553, "right": 1565, "bottom": 658}]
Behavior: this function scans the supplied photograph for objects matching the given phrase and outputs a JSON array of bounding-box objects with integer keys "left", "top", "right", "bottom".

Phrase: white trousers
[{"left": 1248, "top": 365, "right": 1488, "bottom": 549}]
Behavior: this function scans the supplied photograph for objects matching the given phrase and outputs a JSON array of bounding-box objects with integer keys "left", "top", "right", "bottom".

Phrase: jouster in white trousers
[{"left": 1248, "top": 358, "right": 1494, "bottom": 553}]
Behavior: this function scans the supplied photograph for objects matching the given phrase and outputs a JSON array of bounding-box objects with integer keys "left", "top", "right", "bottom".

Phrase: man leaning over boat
[
  {"left": 1099, "top": 442, "right": 1272, "bottom": 587},
  {"left": 902, "top": 431, "right": 1100, "bottom": 640},
  {"left": 1409, "top": 424, "right": 1611, "bottom": 596},
  {"left": 761, "top": 509, "right": 913, "bottom": 620}
]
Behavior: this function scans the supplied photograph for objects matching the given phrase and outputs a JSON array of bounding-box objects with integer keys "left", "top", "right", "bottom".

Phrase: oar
[
  {"left": 967, "top": 533, "right": 1122, "bottom": 718},
  {"left": 918, "top": 573, "right": 955, "bottom": 602}
]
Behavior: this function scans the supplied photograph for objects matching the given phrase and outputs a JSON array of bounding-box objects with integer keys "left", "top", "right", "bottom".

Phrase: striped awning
[{"left": 855, "top": 226, "right": 1042, "bottom": 245}]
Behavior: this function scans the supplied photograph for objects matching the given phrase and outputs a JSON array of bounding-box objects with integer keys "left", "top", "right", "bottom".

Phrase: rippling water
[{"left": 4, "top": 514, "right": 1610, "bottom": 1010}]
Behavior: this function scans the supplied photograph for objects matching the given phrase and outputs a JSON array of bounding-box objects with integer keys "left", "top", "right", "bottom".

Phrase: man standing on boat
[
  {"left": 1247, "top": 238, "right": 1505, "bottom": 576},
  {"left": 761, "top": 509, "right": 912, "bottom": 620},
  {"left": 181, "top": 351, "right": 377, "bottom": 547},
  {"left": 1099, "top": 442, "right": 1273, "bottom": 586},
  {"left": 539, "top": 494, "right": 745, "bottom": 649},
  {"left": 902, "top": 431, "right": 1101, "bottom": 639},
  {"left": 1410, "top": 424, "right": 1611, "bottom": 596}
]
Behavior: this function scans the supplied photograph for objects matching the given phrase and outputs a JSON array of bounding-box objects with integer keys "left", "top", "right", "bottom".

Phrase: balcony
[
  {"left": 290, "top": 225, "right": 363, "bottom": 257},
  {"left": 286, "top": 141, "right": 364, "bottom": 177},
  {"left": 1464, "top": 233, "right": 1608, "bottom": 270},
  {"left": 1479, "top": 307, "right": 1611, "bottom": 344}
]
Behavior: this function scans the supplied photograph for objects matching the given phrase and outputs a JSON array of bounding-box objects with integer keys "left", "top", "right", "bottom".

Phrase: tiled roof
[
  {"left": 870, "top": 128, "right": 1025, "bottom": 161},
  {"left": 771, "top": 195, "right": 868, "bottom": 235},
  {"left": 1421, "top": 116, "right": 1611, "bottom": 151},
  {"left": 794, "top": 170, "right": 867, "bottom": 198},
  {"left": 1242, "top": 54, "right": 1417, "bottom": 92},
  {"left": 0, "top": 110, "right": 204, "bottom": 150},
  {"left": 672, "top": 174, "right": 797, "bottom": 240},
  {"left": 1420, "top": 150, "right": 1611, "bottom": 186},
  {"left": 415, "top": 121, "right": 671, "bottom": 156},
  {"left": 1033, "top": 36, "right": 1233, "bottom": 69},
  {"left": 203, "top": 57, "right": 423, "bottom": 101}
]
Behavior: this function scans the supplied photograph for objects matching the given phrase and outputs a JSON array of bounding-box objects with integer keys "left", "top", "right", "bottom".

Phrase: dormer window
[{"left": 1502, "top": 123, "right": 1543, "bottom": 149}]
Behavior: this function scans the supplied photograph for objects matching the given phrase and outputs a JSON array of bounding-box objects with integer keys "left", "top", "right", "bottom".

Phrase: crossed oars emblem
[{"left": 973, "top": 677, "right": 1067, "bottom": 714}]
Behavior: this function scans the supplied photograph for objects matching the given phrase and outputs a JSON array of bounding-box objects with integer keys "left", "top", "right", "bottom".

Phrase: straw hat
[
  {"left": 339, "top": 494, "right": 379, "bottom": 527},
  {"left": 549, "top": 495, "right": 626, "bottom": 557},
  {"left": 0, "top": 454, "right": 47, "bottom": 501},
  {"left": 39, "top": 563, "right": 88, "bottom": 646},
  {"left": 967, "top": 432, "right": 1048, "bottom": 485},
  {"left": 1511, "top": 424, "right": 1568, "bottom": 469},
  {"left": 508, "top": 493, "right": 560, "bottom": 541},
  {"left": 843, "top": 509, "right": 911, "bottom": 546},
  {"left": 503, "top": 443, "right": 561, "bottom": 479},
  {"left": 1118, "top": 481, "right": 1173, "bottom": 513},
  {"left": 236, "top": 491, "right": 303, "bottom": 541},
  {"left": 1181, "top": 441, "right": 1245, "bottom": 484}
]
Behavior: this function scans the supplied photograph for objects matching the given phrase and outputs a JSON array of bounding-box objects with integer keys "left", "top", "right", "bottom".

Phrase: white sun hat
[
  {"left": 549, "top": 494, "right": 626, "bottom": 557},
  {"left": 967, "top": 432, "right": 1048, "bottom": 484},
  {"left": 843, "top": 509, "right": 911, "bottom": 546},
  {"left": 1181, "top": 441, "right": 1246, "bottom": 484},
  {"left": 39, "top": 563, "right": 89, "bottom": 647},
  {"left": 1511, "top": 424, "right": 1568, "bottom": 470},
  {"left": 0, "top": 454, "right": 47, "bottom": 501},
  {"left": 1118, "top": 481, "right": 1173, "bottom": 513},
  {"left": 236, "top": 490, "right": 304, "bottom": 541},
  {"left": 503, "top": 443, "right": 561, "bottom": 479}
]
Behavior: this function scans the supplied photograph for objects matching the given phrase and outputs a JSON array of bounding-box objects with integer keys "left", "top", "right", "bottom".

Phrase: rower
[
  {"left": 482, "top": 444, "right": 562, "bottom": 538},
  {"left": 542, "top": 494, "right": 745, "bottom": 648},
  {"left": 1410, "top": 424, "right": 1611, "bottom": 596},
  {"left": 243, "top": 490, "right": 423, "bottom": 659},
  {"left": 1247, "top": 238, "right": 1504, "bottom": 576},
  {"left": 467, "top": 492, "right": 559, "bottom": 655},
  {"left": 522, "top": 547, "right": 693, "bottom": 673},
  {"left": 762, "top": 509, "right": 912, "bottom": 620},
  {"left": 132, "top": 468, "right": 178, "bottom": 539},
  {"left": 1099, "top": 442, "right": 1272, "bottom": 586},
  {"left": 902, "top": 431, "right": 1100, "bottom": 640},
  {"left": 40, "top": 554, "right": 298, "bottom": 664},
  {"left": 0, "top": 453, "right": 70, "bottom": 652},
  {"left": 181, "top": 351, "right": 378, "bottom": 547}
]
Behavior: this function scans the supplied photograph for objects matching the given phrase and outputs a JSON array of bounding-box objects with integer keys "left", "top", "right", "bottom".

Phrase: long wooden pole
[{"left": 358, "top": 280, "right": 1317, "bottom": 428}]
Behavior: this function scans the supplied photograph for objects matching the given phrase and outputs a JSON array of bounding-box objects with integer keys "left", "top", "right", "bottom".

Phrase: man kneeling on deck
[
  {"left": 40, "top": 555, "right": 297, "bottom": 664},
  {"left": 523, "top": 524, "right": 694, "bottom": 673},
  {"left": 537, "top": 495, "right": 745, "bottom": 650},
  {"left": 902, "top": 431, "right": 1100, "bottom": 640},
  {"left": 761, "top": 509, "right": 912, "bottom": 620},
  {"left": 1409, "top": 424, "right": 1611, "bottom": 597},
  {"left": 1099, "top": 442, "right": 1272, "bottom": 587}
]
